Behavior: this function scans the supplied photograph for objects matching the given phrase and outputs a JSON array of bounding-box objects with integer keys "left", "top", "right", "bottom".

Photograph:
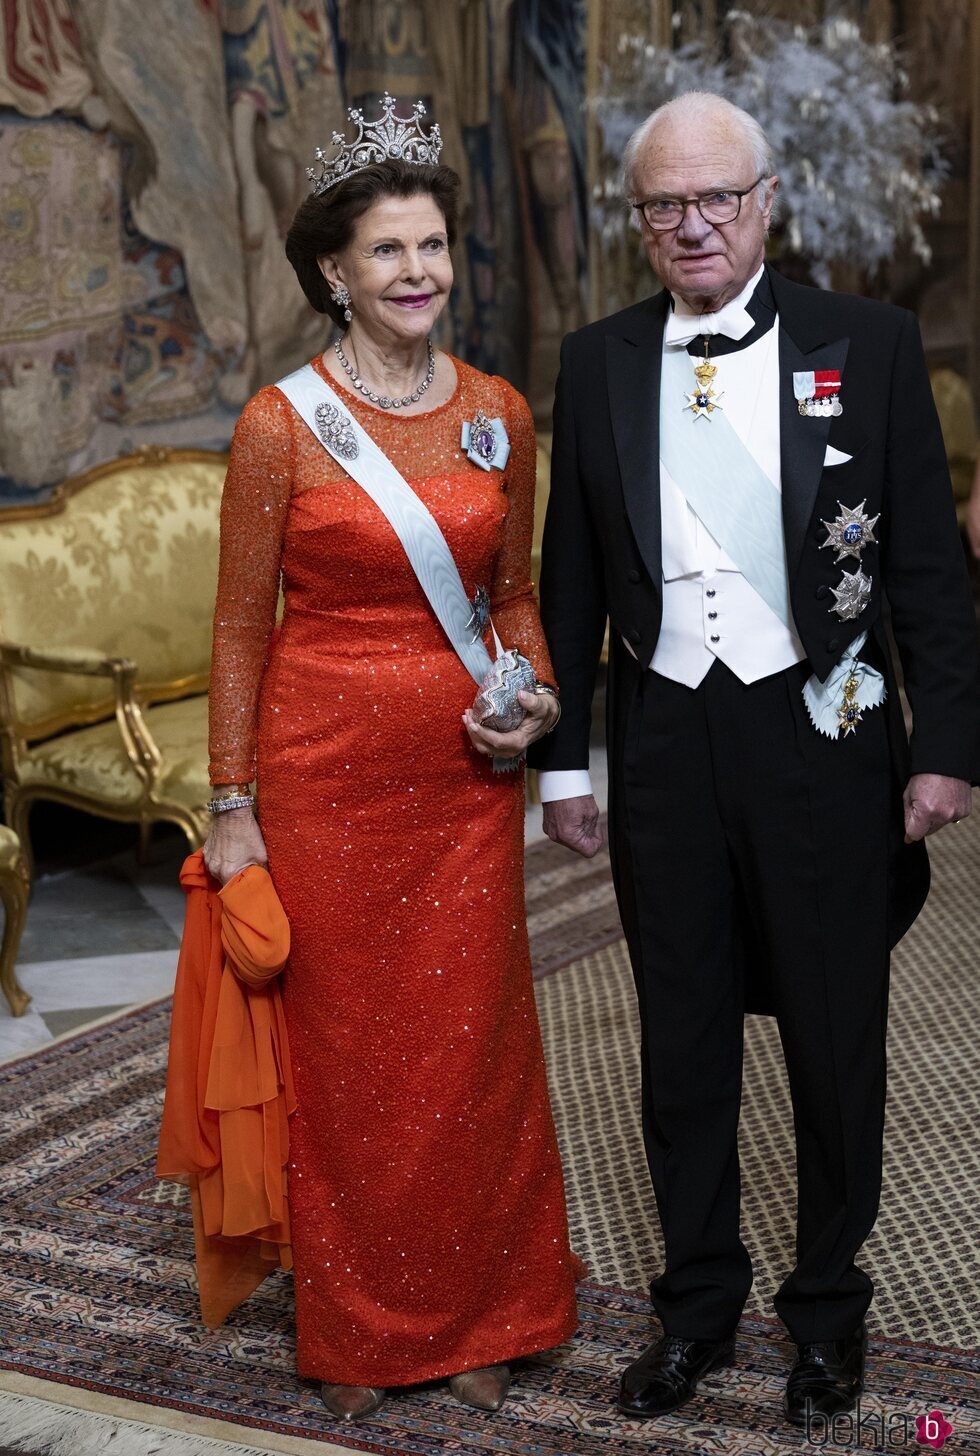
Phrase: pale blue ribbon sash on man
[
  {"left": 276, "top": 363, "right": 517, "bottom": 769},
  {"left": 660, "top": 346, "right": 793, "bottom": 624},
  {"left": 659, "top": 345, "right": 883, "bottom": 737}
]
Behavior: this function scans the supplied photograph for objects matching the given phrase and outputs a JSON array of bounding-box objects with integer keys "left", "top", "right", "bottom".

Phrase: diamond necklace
[{"left": 333, "top": 336, "right": 435, "bottom": 409}]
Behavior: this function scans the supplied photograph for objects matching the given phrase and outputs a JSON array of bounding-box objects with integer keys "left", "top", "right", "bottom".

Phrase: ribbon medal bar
[{"left": 794, "top": 369, "right": 843, "bottom": 418}]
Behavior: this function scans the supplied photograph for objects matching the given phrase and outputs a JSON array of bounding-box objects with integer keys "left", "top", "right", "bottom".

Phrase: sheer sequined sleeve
[
  {"left": 208, "top": 388, "right": 295, "bottom": 785},
  {"left": 490, "top": 380, "right": 556, "bottom": 688}
]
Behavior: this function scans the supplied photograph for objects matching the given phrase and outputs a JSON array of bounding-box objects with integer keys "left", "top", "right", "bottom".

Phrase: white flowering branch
[{"left": 592, "top": 11, "right": 948, "bottom": 291}]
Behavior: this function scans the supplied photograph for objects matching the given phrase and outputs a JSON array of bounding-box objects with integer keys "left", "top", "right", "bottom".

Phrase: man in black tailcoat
[{"left": 527, "top": 92, "right": 979, "bottom": 1426}]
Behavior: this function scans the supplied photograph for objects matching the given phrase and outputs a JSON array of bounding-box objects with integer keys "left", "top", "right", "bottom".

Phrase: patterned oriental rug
[{"left": 1, "top": 811, "right": 978, "bottom": 1456}]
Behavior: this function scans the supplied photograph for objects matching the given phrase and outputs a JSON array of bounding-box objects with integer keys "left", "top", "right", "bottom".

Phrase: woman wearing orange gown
[{"left": 203, "top": 98, "right": 580, "bottom": 1423}]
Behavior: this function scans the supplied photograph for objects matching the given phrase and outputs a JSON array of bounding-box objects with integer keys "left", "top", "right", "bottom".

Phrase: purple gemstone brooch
[{"left": 461, "top": 410, "right": 510, "bottom": 471}]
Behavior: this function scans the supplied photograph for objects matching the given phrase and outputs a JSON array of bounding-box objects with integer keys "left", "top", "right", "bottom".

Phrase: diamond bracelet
[{"left": 207, "top": 793, "right": 255, "bottom": 815}]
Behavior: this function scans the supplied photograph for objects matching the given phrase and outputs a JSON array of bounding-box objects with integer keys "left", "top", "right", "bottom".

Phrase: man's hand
[
  {"left": 903, "top": 773, "right": 972, "bottom": 843},
  {"left": 542, "top": 794, "right": 603, "bottom": 858}
]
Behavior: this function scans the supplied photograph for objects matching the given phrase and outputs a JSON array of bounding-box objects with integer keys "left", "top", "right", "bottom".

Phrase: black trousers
[{"left": 608, "top": 655, "right": 892, "bottom": 1344}]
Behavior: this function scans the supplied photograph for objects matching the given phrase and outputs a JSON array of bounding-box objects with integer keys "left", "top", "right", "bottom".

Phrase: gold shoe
[
  {"left": 448, "top": 1363, "right": 511, "bottom": 1412},
  {"left": 319, "top": 1384, "right": 386, "bottom": 1421}
]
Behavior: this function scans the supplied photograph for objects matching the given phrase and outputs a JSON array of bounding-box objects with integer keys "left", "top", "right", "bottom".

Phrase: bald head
[
  {"left": 624, "top": 92, "right": 772, "bottom": 199},
  {"left": 624, "top": 91, "right": 778, "bottom": 313}
]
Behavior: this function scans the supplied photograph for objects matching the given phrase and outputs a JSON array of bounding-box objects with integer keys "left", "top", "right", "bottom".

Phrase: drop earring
[{"left": 331, "top": 283, "right": 352, "bottom": 323}]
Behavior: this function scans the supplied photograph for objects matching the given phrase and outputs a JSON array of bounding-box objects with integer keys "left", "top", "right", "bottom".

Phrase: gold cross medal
[
  {"left": 837, "top": 670, "right": 863, "bottom": 736},
  {"left": 685, "top": 342, "right": 723, "bottom": 420}
]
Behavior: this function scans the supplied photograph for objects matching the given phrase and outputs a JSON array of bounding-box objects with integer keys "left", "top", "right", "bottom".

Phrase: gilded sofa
[
  {"left": 0, "top": 447, "right": 228, "bottom": 872},
  {"left": 0, "top": 825, "right": 30, "bottom": 1016}
]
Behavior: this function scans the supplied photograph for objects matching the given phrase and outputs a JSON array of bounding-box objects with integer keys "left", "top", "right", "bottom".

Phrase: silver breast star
[
  {"left": 830, "top": 567, "right": 873, "bottom": 621},
  {"left": 820, "top": 500, "right": 879, "bottom": 562}
]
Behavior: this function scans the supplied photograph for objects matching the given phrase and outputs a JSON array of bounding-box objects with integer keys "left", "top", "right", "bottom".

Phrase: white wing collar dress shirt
[{"left": 538, "top": 265, "right": 807, "bottom": 806}]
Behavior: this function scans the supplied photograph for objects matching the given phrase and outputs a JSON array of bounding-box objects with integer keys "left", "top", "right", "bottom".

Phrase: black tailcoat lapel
[
  {"left": 770, "top": 269, "right": 850, "bottom": 576},
  {"left": 606, "top": 292, "right": 670, "bottom": 590},
  {"left": 604, "top": 273, "right": 850, "bottom": 586}
]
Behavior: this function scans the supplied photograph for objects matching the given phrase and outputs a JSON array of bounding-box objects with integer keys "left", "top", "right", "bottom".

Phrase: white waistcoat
[{"left": 647, "top": 317, "right": 807, "bottom": 688}]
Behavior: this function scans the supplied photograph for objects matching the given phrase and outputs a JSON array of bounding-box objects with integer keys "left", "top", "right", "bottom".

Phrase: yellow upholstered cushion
[
  {"left": 20, "top": 694, "right": 210, "bottom": 809},
  {"left": 0, "top": 459, "right": 225, "bottom": 733}
]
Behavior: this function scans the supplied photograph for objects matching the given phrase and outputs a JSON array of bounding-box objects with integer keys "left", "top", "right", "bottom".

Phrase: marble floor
[{"left": 0, "top": 754, "right": 610, "bottom": 1063}]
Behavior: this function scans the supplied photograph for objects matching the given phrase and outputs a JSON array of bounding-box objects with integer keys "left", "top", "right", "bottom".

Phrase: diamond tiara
[{"left": 307, "top": 92, "right": 443, "bottom": 197}]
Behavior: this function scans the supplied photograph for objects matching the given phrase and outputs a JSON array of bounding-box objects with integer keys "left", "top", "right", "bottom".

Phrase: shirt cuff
[{"left": 537, "top": 769, "right": 594, "bottom": 803}]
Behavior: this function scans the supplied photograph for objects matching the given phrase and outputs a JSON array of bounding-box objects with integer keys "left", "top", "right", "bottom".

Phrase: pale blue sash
[
  {"left": 276, "top": 363, "right": 497, "bottom": 686},
  {"left": 276, "top": 364, "right": 517, "bottom": 771},
  {"left": 660, "top": 345, "right": 793, "bottom": 627},
  {"left": 659, "top": 345, "right": 883, "bottom": 738}
]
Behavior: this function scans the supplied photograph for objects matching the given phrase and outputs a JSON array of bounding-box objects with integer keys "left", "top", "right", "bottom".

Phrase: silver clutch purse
[{"left": 474, "top": 649, "right": 537, "bottom": 732}]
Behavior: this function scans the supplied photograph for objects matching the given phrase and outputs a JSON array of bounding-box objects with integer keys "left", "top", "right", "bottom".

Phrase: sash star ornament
[
  {"left": 830, "top": 566, "right": 872, "bottom": 620},
  {"left": 466, "top": 584, "right": 490, "bottom": 642},
  {"left": 821, "top": 500, "right": 879, "bottom": 562},
  {"left": 802, "top": 630, "right": 886, "bottom": 739},
  {"left": 837, "top": 671, "right": 864, "bottom": 736},
  {"left": 684, "top": 354, "right": 724, "bottom": 420}
]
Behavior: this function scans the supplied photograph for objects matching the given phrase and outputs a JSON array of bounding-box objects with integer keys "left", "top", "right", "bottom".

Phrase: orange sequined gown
[{"left": 208, "top": 354, "right": 580, "bottom": 1386}]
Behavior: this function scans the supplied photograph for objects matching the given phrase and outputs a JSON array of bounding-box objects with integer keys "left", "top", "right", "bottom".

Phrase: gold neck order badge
[
  {"left": 837, "top": 670, "right": 863, "bottom": 735},
  {"left": 684, "top": 337, "right": 724, "bottom": 420}
]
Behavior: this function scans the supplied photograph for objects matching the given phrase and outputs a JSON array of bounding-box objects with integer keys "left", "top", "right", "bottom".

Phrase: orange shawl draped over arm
[{"left": 156, "top": 850, "right": 297, "bottom": 1327}]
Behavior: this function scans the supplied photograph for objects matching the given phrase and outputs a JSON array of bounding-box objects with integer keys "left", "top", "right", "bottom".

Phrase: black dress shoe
[
  {"left": 784, "top": 1324, "right": 867, "bottom": 1427},
  {"left": 618, "top": 1334, "right": 735, "bottom": 1418}
]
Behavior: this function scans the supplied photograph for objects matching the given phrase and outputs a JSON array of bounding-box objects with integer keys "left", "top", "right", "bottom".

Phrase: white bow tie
[{"left": 664, "top": 296, "right": 755, "bottom": 348}]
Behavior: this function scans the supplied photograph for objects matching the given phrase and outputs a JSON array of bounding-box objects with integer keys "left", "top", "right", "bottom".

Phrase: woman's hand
[
  {"left": 463, "top": 689, "right": 560, "bottom": 764},
  {"left": 202, "top": 807, "right": 269, "bottom": 885}
]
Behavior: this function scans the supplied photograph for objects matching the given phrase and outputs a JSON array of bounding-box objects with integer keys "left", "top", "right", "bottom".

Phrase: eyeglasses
[{"left": 631, "top": 175, "right": 769, "bottom": 231}]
